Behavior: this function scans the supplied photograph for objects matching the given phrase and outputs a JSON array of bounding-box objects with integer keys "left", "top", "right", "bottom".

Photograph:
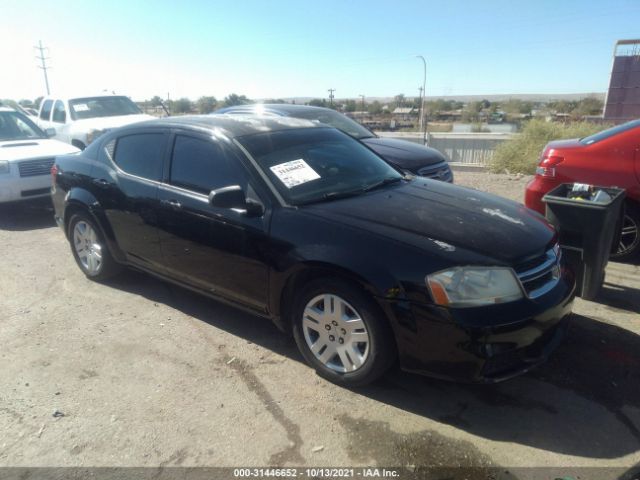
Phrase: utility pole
[
  {"left": 328, "top": 88, "right": 335, "bottom": 106},
  {"left": 34, "top": 40, "right": 51, "bottom": 95},
  {"left": 359, "top": 94, "right": 365, "bottom": 113}
]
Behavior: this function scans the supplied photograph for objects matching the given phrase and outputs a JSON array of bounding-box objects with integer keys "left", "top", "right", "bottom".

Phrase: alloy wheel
[
  {"left": 73, "top": 220, "right": 103, "bottom": 275},
  {"left": 302, "top": 294, "right": 370, "bottom": 373},
  {"left": 616, "top": 213, "right": 639, "bottom": 257}
]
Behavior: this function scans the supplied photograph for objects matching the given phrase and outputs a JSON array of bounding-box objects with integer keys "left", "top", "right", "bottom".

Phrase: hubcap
[
  {"left": 73, "top": 221, "right": 103, "bottom": 275},
  {"left": 616, "top": 213, "right": 639, "bottom": 257},
  {"left": 302, "top": 294, "right": 370, "bottom": 373}
]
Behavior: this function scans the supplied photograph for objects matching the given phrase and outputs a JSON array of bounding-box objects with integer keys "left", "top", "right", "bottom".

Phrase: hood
[
  {"left": 0, "top": 138, "right": 80, "bottom": 161},
  {"left": 70, "top": 114, "right": 154, "bottom": 131},
  {"left": 304, "top": 179, "right": 555, "bottom": 264},
  {"left": 362, "top": 137, "right": 447, "bottom": 170}
]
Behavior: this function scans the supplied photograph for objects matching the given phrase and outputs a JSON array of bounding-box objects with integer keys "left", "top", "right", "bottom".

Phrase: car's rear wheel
[
  {"left": 68, "top": 213, "right": 121, "bottom": 280},
  {"left": 292, "top": 278, "right": 395, "bottom": 387},
  {"left": 611, "top": 204, "right": 640, "bottom": 262}
]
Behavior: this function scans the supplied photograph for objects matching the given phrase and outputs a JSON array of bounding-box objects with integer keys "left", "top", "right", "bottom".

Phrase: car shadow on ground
[
  {"left": 106, "top": 272, "right": 640, "bottom": 460},
  {"left": 596, "top": 282, "right": 640, "bottom": 314},
  {"left": 0, "top": 199, "right": 56, "bottom": 231}
]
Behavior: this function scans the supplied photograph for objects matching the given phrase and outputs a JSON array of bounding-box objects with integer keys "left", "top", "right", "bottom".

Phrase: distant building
[
  {"left": 392, "top": 107, "right": 414, "bottom": 120},
  {"left": 604, "top": 39, "right": 640, "bottom": 124}
]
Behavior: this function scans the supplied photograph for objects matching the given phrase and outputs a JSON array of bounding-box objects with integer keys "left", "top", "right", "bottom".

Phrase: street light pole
[
  {"left": 359, "top": 94, "right": 365, "bottom": 113},
  {"left": 416, "top": 55, "right": 427, "bottom": 145}
]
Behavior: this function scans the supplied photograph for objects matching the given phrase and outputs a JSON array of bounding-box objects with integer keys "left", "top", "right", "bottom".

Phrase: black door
[
  {"left": 156, "top": 132, "right": 270, "bottom": 311},
  {"left": 90, "top": 131, "right": 168, "bottom": 272}
]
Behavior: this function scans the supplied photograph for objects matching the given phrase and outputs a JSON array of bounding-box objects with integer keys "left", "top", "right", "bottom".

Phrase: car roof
[
  {"left": 217, "top": 104, "right": 334, "bottom": 117},
  {"left": 119, "top": 113, "right": 321, "bottom": 139}
]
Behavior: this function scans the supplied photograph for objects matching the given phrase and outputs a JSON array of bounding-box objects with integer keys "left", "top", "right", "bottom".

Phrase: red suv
[{"left": 525, "top": 119, "right": 640, "bottom": 261}]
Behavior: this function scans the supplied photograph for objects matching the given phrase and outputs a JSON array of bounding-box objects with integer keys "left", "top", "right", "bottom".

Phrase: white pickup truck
[{"left": 36, "top": 94, "right": 153, "bottom": 150}]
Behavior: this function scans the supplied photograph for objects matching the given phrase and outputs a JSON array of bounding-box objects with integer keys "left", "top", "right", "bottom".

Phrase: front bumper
[
  {"left": 0, "top": 171, "right": 51, "bottom": 203},
  {"left": 383, "top": 269, "right": 576, "bottom": 383}
]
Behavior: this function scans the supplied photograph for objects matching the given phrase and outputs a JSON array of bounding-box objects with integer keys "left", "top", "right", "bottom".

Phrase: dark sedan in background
[
  {"left": 51, "top": 114, "right": 574, "bottom": 386},
  {"left": 216, "top": 104, "right": 453, "bottom": 182}
]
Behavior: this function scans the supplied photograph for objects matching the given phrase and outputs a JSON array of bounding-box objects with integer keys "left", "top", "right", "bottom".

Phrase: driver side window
[
  {"left": 52, "top": 100, "right": 66, "bottom": 123},
  {"left": 169, "top": 135, "right": 244, "bottom": 195}
]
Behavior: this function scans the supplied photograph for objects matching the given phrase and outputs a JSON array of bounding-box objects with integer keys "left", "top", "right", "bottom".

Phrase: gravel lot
[{"left": 1, "top": 171, "right": 639, "bottom": 479}]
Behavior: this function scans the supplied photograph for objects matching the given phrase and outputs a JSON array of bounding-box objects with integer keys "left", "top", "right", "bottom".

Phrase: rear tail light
[
  {"left": 536, "top": 155, "right": 564, "bottom": 178},
  {"left": 51, "top": 164, "right": 58, "bottom": 186}
]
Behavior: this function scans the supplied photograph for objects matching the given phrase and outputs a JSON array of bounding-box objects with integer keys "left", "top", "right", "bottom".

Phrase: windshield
[
  {"left": 238, "top": 127, "right": 402, "bottom": 206},
  {"left": 580, "top": 119, "right": 640, "bottom": 145},
  {"left": 0, "top": 111, "right": 47, "bottom": 141},
  {"left": 290, "top": 109, "right": 375, "bottom": 140},
  {"left": 69, "top": 96, "right": 142, "bottom": 120}
]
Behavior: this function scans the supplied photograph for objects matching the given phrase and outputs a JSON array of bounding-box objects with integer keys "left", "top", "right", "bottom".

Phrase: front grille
[
  {"left": 515, "top": 246, "right": 561, "bottom": 298},
  {"left": 417, "top": 162, "right": 452, "bottom": 181},
  {"left": 18, "top": 158, "right": 55, "bottom": 177}
]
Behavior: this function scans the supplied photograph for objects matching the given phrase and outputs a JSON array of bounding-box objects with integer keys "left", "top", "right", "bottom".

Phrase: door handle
[
  {"left": 92, "top": 178, "right": 110, "bottom": 188},
  {"left": 160, "top": 199, "right": 182, "bottom": 210}
]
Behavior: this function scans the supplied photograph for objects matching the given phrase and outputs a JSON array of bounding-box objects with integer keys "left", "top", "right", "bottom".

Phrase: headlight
[
  {"left": 86, "top": 129, "right": 106, "bottom": 144},
  {"left": 426, "top": 267, "right": 523, "bottom": 308},
  {"left": 0, "top": 161, "right": 9, "bottom": 174}
]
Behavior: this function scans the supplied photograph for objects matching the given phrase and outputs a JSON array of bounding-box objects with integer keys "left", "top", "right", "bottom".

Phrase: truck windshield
[
  {"left": 68, "top": 96, "right": 142, "bottom": 120},
  {"left": 0, "top": 111, "right": 47, "bottom": 141}
]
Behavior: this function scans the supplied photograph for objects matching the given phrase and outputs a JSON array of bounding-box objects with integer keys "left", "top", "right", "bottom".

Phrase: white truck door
[{"left": 51, "top": 100, "right": 71, "bottom": 143}]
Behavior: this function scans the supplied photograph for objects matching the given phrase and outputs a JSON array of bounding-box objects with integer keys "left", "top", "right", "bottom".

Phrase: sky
[{"left": 1, "top": 0, "right": 639, "bottom": 102}]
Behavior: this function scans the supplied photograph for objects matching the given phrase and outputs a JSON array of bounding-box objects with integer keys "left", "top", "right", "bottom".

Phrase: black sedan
[
  {"left": 51, "top": 115, "right": 575, "bottom": 386},
  {"left": 215, "top": 104, "right": 453, "bottom": 182}
]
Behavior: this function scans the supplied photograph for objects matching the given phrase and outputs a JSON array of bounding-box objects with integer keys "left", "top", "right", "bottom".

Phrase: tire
[
  {"left": 611, "top": 204, "right": 640, "bottom": 262},
  {"left": 68, "top": 212, "right": 121, "bottom": 281},
  {"left": 291, "top": 277, "right": 396, "bottom": 387}
]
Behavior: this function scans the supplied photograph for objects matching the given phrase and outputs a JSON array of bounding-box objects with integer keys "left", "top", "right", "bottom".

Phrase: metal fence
[{"left": 376, "top": 132, "right": 514, "bottom": 167}]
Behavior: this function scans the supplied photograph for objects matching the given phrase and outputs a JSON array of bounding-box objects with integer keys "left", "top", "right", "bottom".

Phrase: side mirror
[
  {"left": 45, "top": 128, "right": 56, "bottom": 138},
  {"left": 208, "top": 185, "right": 264, "bottom": 217}
]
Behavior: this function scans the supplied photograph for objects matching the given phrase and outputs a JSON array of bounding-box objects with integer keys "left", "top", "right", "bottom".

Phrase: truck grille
[
  {"left": 515, "top": 245, "right": 561, "bottom": 298},
  {"left": 18, "top": 158, "right": 55, "bottom": 177}
]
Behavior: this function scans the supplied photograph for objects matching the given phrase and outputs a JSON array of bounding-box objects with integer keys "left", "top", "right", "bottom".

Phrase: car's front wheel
[
  {"left": 292, "top": 278, "right": 395, "bottom": 387},
  {"left": 68, "top": 213, "right": 121, "bottom": 280},
  {"left": 611, "top": 204, "right": 640, "bottom": 262}
]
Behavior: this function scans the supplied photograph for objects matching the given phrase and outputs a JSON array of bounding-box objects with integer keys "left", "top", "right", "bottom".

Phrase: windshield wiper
[
  {"left": 297, "top": 177, "right": 403, "bottom": 206},
  {"left": 361, "top": 176, "right": 403, "bottom": 192}
]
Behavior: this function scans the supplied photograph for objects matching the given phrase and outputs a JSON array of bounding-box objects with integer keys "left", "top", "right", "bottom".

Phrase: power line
[{"left": 34, "top": 40, "right": 51, "bottom": 95}]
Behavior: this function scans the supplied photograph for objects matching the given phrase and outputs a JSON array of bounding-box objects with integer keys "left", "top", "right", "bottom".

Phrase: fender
[
  {"left": 64, "top": 187, "right": 127, "bottom": 264},
  {"left": 269, "top": 244, "right": 405, "bottom": 330}
]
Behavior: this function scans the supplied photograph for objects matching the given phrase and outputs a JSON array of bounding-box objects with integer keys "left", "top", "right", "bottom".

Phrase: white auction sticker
[
  {"left": 73, "top": 104, "right": 90, "bottom": 112},
  {"left": 270, "top": 159, "right": 320, "bottom": 188}
]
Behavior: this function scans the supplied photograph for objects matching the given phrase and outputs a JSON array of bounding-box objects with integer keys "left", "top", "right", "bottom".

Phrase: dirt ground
[{"left": 0, "top": 171, "right": 639, "bottom": 479}]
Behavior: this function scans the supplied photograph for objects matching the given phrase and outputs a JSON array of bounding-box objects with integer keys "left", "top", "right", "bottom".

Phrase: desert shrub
[{"left": 490, "top": 119, "right": 609, "bottom": 174}]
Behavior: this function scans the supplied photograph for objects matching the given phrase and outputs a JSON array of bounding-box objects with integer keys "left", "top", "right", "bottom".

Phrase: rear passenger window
[
  {"left": 169, "top": 135, "right": 242, "bottom": 194},
  {"left": 114, "top": 133, "right": 166, "bottom": 181},
  {"left": 40, "top": 100, "right": 53, "bottom": 121}
]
